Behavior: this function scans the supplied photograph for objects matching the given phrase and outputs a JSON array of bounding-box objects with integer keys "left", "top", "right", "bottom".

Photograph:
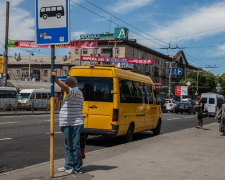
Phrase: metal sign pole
[{"left": 50, "top": 45, "right": 55, "bottom": 178}]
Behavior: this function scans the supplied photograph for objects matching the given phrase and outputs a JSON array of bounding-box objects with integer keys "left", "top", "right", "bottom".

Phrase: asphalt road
[{"left": 0, "top": 112, "right": 217, "bottom": 172}]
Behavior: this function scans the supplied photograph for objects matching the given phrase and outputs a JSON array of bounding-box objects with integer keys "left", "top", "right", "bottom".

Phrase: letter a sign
[{"left": 114, "top": 27, "right": 129, "bottom": 40}]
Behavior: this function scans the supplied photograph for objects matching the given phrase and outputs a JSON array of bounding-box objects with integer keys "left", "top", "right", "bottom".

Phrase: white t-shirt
[{"left": 59, "top": 87, "right": 84, "bottom": 127}]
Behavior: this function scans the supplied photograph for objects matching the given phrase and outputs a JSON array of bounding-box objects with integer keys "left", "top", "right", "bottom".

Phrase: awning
[{"left": 7, "top": 80, "right": 61, "bottom": 92}]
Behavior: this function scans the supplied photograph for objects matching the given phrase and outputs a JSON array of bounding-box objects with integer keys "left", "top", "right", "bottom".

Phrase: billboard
[
  {"left": 81, "top": 56, "right": 153, "bottom": 64},
  {"left": 175, "top": 86, "right": 188, "bottom": 96},
  {"left": 8, "top": 40, "right": 98, "bottom": 49}
]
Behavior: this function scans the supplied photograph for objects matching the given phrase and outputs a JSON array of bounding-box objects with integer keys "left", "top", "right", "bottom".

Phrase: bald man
[{"left": 51, "top": 70, "right": 84, "bottom": 174}]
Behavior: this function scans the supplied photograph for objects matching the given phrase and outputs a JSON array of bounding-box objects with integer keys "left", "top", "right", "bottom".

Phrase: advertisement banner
[
  {"left": 175, "top": 86, "right": 188, "bottom": 96},
  {"left": 153, "top": 82, "right": 162, "bottom": 86},
  {"left": 8, "top": 40, "right": 98, "bottom": 49},
  {"left": 81, "top": 56, "right": 153, "bottom": 64}
]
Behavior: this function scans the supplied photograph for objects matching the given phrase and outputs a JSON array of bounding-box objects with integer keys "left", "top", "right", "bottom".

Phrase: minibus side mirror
[{"left": 111, "top": 90, "right": 117, "bottom": 94}]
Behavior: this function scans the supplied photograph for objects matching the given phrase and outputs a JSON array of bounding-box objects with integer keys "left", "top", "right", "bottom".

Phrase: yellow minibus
[{"left": 69, "top": 65, "right": 162, "bottom": 142}]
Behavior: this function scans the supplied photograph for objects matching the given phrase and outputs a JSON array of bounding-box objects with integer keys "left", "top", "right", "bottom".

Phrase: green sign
[
  {"left": 80, "top": 33, "right": 114, "bottom": 39},
  {"left": 114, "top": 27, "right": 129, "bottom": 40}
]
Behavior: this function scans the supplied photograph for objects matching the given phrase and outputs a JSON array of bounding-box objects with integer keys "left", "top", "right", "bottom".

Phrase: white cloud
[
  {"left": 109, "top": 0, "right": 155, "bottom": 14},
  {"left": 0, "top": 0, "right": 34, "bottom": 54},
  {"left": 134, "top": 2, "right": 225, "bottom": 49}
]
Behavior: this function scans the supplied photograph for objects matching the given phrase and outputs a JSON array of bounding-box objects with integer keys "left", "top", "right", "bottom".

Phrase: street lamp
[
  {"left": 26, "top": 50, "right": 34, "bottom": 79},
  {"left": 165, "top": 61, "right": 176, "bottom": 97}
]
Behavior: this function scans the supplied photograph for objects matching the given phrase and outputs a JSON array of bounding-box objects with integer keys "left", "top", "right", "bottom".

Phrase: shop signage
[
  {"left": 114, "top": 27, "right": 129, "bottom": 40},
  {"left": 80, "top": 33, "right": 114, "bottom": 39},
  {"left": 153, "top": 82, "right": 162, "bottom": 86},
  {"left": 81, "top": 56, "right": 153, "bottom": 64},
  {"left": 8, "top": 40, "right": 98, "bottom": 49}
]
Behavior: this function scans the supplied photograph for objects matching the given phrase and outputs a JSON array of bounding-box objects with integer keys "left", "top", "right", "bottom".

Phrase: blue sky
[{"left": 1, "top": 0, "right": 225, "bottom": 75}]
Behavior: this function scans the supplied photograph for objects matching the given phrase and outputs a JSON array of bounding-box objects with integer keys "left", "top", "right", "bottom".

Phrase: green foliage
[{"left": 179, "top": 70, "right": 219, "bottom": 96}]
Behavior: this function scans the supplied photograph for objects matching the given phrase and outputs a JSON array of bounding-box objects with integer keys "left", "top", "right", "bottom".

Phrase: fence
[{"left": 0, "top": 98, "right": 63, "bottom": 112}]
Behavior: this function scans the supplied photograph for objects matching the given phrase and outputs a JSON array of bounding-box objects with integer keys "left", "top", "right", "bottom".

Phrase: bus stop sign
[{"left": 35, "top": 0, "right": 70, "bottom": 45}]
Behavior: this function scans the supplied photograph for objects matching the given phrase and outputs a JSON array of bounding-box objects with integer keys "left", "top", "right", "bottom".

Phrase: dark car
[{"left": 174, "top": 102, "right": 196, "bottom": 114}]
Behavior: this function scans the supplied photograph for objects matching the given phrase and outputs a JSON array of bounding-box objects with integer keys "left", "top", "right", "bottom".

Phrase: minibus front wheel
[{"left": 125, "top": 123, "right": 134, "bottom": 143}]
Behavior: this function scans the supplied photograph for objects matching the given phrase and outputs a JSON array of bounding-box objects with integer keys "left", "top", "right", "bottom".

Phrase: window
[
  {"left": 119, "top": 79, "right": 134, "bottom": 103},
  {"left": 36, "top": 93, "right": 42, "bottom": 99},
  {"left": 83, "top": 61, "right": 88, "bottom": 65},
  {"left": 133, "top": 81, "right": 144, "bottom": 103},
  {"left": 139, "top": 52, "right": 141, "bottom": 58},
  {"left": 94, "top": 48, "right": 98, "bottom": 54},
  {"left": 83, "top": 49, "right": 88, "bottom": 54},
  {"left": 115, "top": 48, "right": 119, "bottom": 57},
  {"left": 0, "top": 90, "right": 17, "bottom": 98},
  {"left": 101, "top": 49, "right": 111, "bottom": 53},
  {"left": 44, "top": 70, "right": 48, "bottom": 76},
  {"left": 75, "top": 49, "right": 80, "bottom": 54},
  {"left": 144, "top": 84, "right": 153, "bottom": 104},
  {"left": 91, "top": 77, "right": 113, "bottom": 102},
  {"left": 132, "top": 50, "right": 134, "bottom": 57},
  {"left": 42, "top": 93, "right": 48, "bottom": 99},
  {"left": 209, "top": 98, "right": 215, "bottom": 104},
  {"left": 46, "top": 7, "right": 50, "bottom": 12},
  {"left": 63, "top": 70, "right": 68, "bottom": 76},
  {"left": 41, "top": 8, "right": 45, "bottom": 12},
  {"left": 202, "top": 97, "right": 207, "bottom": 103},
  {"left": 75, "top": 77, "right": 113, "bottom": 102},
  {"left": 51, "top": 7, "right": 56, "bottom": 11},
  {"left": 16, "top": 70, "right": 20, "bottom": 76},
  {"left": 75, "top": 59, "right": 80, "bottom": 65},
  {"left": 57, "top": 6, "right": 63, "bottom": 11}
]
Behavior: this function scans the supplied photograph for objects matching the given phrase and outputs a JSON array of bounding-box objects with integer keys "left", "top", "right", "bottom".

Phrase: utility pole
[
  {"left": 166, "top": 61, "right": 176, "bottom": 97},
  {"left": 3, "top": 1, "right": 10, "bottom": 86}
]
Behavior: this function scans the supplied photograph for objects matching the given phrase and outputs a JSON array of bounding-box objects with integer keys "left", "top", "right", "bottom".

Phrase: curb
[{"left": 0, "top": 112, "right": 59, "bottom": 116}]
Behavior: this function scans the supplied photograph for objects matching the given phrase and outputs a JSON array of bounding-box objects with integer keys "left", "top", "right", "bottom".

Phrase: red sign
[
  {"left": 175, "top": 86, "right": 181, "bottom": 96},
  {"left": 81, "top": 56, "right": 153, "bottom": 64},
  {"left": 8, "top": 40, "right": 98, "bottom": 49},
  {"left": 153, "top": 82, "right": 162, "bottom": 86}
]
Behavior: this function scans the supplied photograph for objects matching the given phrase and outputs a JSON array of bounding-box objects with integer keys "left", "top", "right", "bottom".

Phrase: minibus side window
[
  {"left": 209, "top": 98, "right": 215, "bottom": 104},
  {"left": 76, "top": 77, "right": 90, "bottom": 101},
  {"left": 202, "top": 97, "right": 207, "bottom": 103},
  {"left": 36, "top": 93, "right": 42, "bottom": 99},
  {"left": 119, "top": 79, "right": 134, "bottom": 103},
  {"left": 90, "top": 77, "right": 113, "bottom": 102},
  {"left": 132, "top": 81, "right": 143, "bottom": 103},
  {"left": 144, "top": 84, "right": 153, "bottom": 104}
]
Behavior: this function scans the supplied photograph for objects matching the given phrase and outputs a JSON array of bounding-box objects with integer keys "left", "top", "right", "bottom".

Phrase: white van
[
  {"left": 201, "top": 93, "right": 224, "bottom": 116},
  {"left": 17, "top": 89, "right": 50, "bottom": 110}
]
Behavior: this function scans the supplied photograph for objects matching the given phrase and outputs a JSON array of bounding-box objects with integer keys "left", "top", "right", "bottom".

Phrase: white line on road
[
  {"left": 166, "top": 118, "right": 180, "bottom": 120},
  {"left": 45, "top": 132, "right": 62, "bottom": 134},
  {"left": 43, "top": 119, "right": 59, "bottom": 122},
  {"left": 0, "top": 138, "right": 12, "bottom": 141},
  {"left": 0, "top": 122, "right": 18, "bottom": 125}
]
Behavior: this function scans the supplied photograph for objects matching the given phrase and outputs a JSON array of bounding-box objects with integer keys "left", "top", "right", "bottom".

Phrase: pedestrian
[
  {"left": 220, "top": 101, "right": 225, "bottom": 133},
  {"left": 195, "top": 94, "right": 204, "bottom": 130},
  {"left": 215, "top": 100, "right": 222, "bottom": 123},
  {"left": 51, "top": 70, "right": 84, "bottom": 174}
]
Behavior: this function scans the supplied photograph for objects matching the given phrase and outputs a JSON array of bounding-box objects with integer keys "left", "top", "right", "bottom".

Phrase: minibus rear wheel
[
  {"left": 125, "top": 124, "right": 134, "bottom": 143},
  {"left": 153, "top": 119, "right": 161, "bottom": 136}
]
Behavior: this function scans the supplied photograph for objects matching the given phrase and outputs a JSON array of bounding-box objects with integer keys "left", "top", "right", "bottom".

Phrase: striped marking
[
  {"left": 0, "top": 138, "right": 12, "bottom": 141},
  {"left": 0, "top": 122, "right": 18, "bottom": 125}
]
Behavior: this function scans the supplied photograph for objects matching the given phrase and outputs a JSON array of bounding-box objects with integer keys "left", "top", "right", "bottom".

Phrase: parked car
[
  {"left": 164, "top": 99, "right": 177, "bottom": 113},
  {"left": 174, "top": 102, "right": 196, "bottom": 114}
]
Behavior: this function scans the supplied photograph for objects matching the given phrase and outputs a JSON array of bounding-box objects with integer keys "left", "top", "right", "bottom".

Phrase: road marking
[
  {"left": 43, "top": 119, "right": 59, "bottom": 122},
  {"left": 45, "top": 132, "right": 62, "bottom": 134},
  {"left": 166, "top": 118, "right": 180, "bottom": 120},
  {"left": 0, "top": 138, "right": 12, "bottom": 141},
  {"left": 0, "top": 122, "right": 18, "bottom": 125}
]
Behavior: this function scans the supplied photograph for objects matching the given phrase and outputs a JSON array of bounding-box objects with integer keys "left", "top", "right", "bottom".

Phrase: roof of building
[
  {"left": 6, "top": 80, "right": 61, "bottom": 92},
  {"left": 8, "top": 55, "right": 73, "bottom": 65}
]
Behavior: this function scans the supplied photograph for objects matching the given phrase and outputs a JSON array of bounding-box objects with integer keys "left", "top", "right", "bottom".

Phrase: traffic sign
[
  {"left": 186, "top": 81, "right": 191, "bottom": 86},
  {"left": 217, "top": 89, "right": 221, "bottom": 93},
  {"left": 35, "top": 0, "right": 70, "bottom": 45},
  {"left": 169, "top": 68, "right": 183, "bottom": 75}
]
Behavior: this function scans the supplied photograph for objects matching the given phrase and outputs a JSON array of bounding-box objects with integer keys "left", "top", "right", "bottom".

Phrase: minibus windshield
[{"left": 17, "top": 93, "right": 31, "bottom": 99}]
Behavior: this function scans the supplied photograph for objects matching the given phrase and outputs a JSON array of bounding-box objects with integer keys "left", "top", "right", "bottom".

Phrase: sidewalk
[
  {"left": 0, "top": 110, "right": 59, "bottom": 116},
  {"left": 1, "top": 122, "right": 225, "bottom": 180}
]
